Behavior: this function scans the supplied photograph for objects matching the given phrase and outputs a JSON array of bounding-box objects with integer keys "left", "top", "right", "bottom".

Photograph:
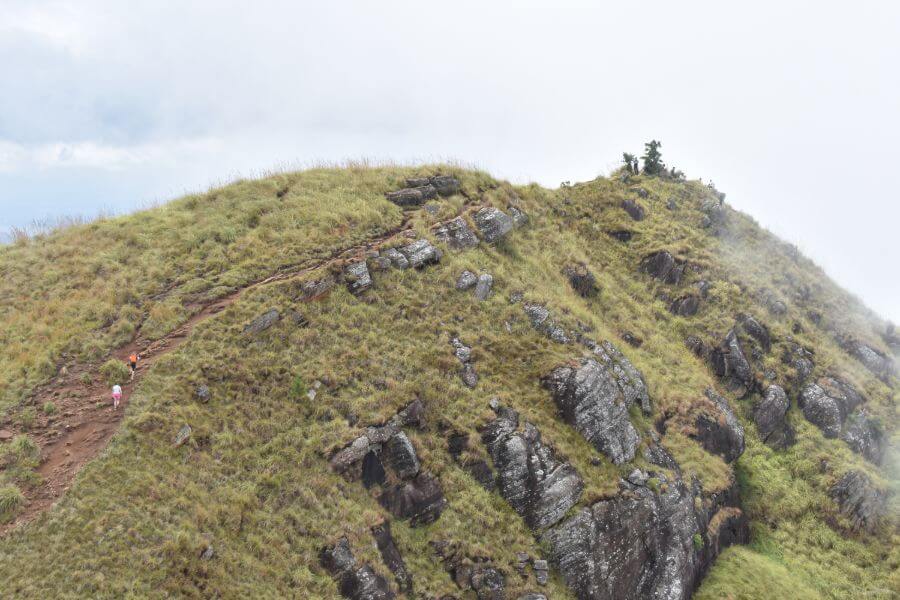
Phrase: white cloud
[{"left": 0, "top": 138, "right": 223, "bottom": 171}]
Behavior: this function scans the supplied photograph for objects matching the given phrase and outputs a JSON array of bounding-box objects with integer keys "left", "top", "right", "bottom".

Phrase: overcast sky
[{"left": 1, "top": 1, "right": 898, "bottom": 322}]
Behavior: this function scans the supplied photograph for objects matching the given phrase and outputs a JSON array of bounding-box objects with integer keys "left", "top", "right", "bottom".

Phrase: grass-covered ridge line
[{"left": 0, "top": 165, "right": 896, "bottom": 598}]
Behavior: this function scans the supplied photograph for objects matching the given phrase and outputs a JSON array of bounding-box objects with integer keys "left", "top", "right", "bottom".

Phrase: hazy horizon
[{"left": 2, "top": 1, "right": 898, "bottom": 322}]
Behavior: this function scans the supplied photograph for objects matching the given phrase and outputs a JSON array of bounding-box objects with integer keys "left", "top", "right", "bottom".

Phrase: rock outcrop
[
  {"left": 639, "top": 251, "right": 687, "bottom": 285},
  {"left": 372, "top": 522, "right": 412, "bottom": 593},
  {"left": 397, "top": 238, "right": 442, "bottom": 269},
  {"left": 670, "top": 295, "right": 701, "bottom": 317},
  {"left": 841, "top": 338, "right": 895, "bottom": 380},
  {"left": 692, "top": 388, "right": 745, "bottom": 463},
  {"left": 243, "top": 308, "right": 281, "bottom": 335},
  {"left": 320, "top": 538, "right": 395, "bottom": 600},
  {"left": 830, "top": 470, "right": 888, "bottom": 533},
  {"left": 474, "top": 273, "right": 494, "bottom": 301},
  {"left": 709, "top": 329, "right": 755, "bottom": 397},
  {"left": 432, "top": 540, "right": 508, "bottom": 600},
  {"left": 840, "top": 410, "right": 885, "bottom": 464},
  {"left": 385, "top": 175, "right": 460, "bottom": 207},
  {"left": 752, "top": 385, "right": 795, "bottom": 449},
  {"left": 798, "top": 377, "right": 863, "bottom": 439},
  {"left": 473, "top": 207, "right": 514, "bottom": 243},
  {"left": 564, "top": 264, "right": 599, "bottom": 298},
  {"left": 344, "top": 261, "right": 372, "bottom": 294},
  {"left": 451, "top": 337, "right": 478, "bottom": 388},
  {"left": 378, "top": 472, "right": 446, "bottom": 526},
  {"left": 543, "top": 474, "right": 748, "bottom": 600},
  {"left": 434, "top": 216, "right": 479, "bottom": 250},
  {"left": 622, "top": 199, "right": 646, "bottom": 221},
  {"left": 543, "top": 356, "right": 644, "bottom": 465},
  {"left": 480, "top": 405, "right": 584, "bottom": 530},
  {"left": 456, "top": 270, "right": 477, "bottom": 291}
]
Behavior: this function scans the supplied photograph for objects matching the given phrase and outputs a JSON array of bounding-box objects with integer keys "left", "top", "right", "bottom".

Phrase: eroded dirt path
[{"left": 0, "top": 217, "right": 421, "bottom": 534}]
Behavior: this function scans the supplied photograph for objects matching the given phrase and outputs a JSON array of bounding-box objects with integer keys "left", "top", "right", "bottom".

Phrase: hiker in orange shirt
[{"left": 128, "top": 353, "right": 139, "bottom": 381}]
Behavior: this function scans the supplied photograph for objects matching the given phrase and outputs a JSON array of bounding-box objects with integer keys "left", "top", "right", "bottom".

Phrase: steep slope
[{"left": 0, "top": 166, "right": 895, "bottom": 599}]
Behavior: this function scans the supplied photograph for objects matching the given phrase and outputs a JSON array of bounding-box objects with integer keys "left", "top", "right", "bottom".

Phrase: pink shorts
[{"left": 112, "top": 392, "right": 122, "bottom": 401}]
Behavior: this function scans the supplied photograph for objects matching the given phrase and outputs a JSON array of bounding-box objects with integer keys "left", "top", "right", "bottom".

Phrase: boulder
[
  {"left": 398, "top": 239, "right": 442, "bottom": 269},
  {"left": 320, "top": 538, "right": 395, "bottom": 600},
  {"left": 434, "top": 216, "right": 479, "bottom": 250},
  {"left": 195, "top": 384, "right": 211, "bottom": 403},
  {"left": 564, "top": 265, "right": 599, "bottom": 299},
  {"left": 830, "top": 470, "right": 888, "bottom": 533},
  {"left": 709, "top": 329, "right": 755, "bottom": 397},
  {"left": 841, "top": 411, "right": 885, "bottom": 464},
  {"left": 456, "top": 270, "right": 478, "bottom": 290},
  {"left": 173, "top": 424, "right": 192, "bottom": 447},
  {"left": 471, "top": 567, "right": 505, "bottom": 600},
  {"left": 372, "top": 522, "right": 412, "bottom": 593},
  {"left": 622, "top": 199, "right": 646, "bottom": 221},
  {"left": 461, "top": 363, "right": 478, "bottom": 388},
  {"left": 382, "top": 248, "right": 409, "bottom": 270},
  {"left": 362, "top": 450, "right": 387, "bottom": 488},
  {"left": 533, "top": 559, "right": 549, "bottom": 586},
  {"left": 666, "top": 198, "right": 678, "bottom": 210},
  {"left": 344, "top": 261, "right": 372, "bottom": 294},
  {"left": 670, "top": 295, "right": 701, "bottom": 317},
  {"left": 782, "top": 343, "right": 814, "bottom": 384},
  {"left": 752, "top": 385, "right": 795, "bottom": 449},
  {"left": 429, "top": 175, "right": 461, "bottom": 196},
  {"left": 639, "top": 251, "right": 686, "bottom": 285},
  {"left": 798, "top": 378, "right": 863, "bottom": 438},
  {"left": 382, "top": 431, "right": 421, "bottom": 480},
  {"left": 543, "top": 474, "right": 748, "bottom": 600},
  {"left": 543, "top": 357, "right": 642, "bottom": 465},
  {"left": 474, "top": 274, "right": 494, "bottom": 301},
  {"left": 522, "top": 303, "right": 571, "bottom": 345},
  {"left": 481, "top": 406, "right": 584, "bottom": 530},
  {"left": 842, "top": 339, "right": 894, "bottom": 379},
  {"left": 378, "top": 473, "right": 447, "bottom": 526},
  {"left": 328, "top": 401, "right": 426, "bottom": 474},
  {"left": 386, "top": 185, "right": 437, "bottom": 207},
  {"left": 474, "top": 207, "right": 514, "bottom": 243},
  {"left": 737, "top": 315, "right": 771, "bottom": 352},
  {"left": 243, "top": 308, "right": 281, "bottom": 335},
  {"left": 509, "top": 206, "right": 529, "bottom": 227},
  {"left": 693, "top": 389, "right": 745, "bottom": 463},
  {"left": 606, "top": 230, "right": 633, "bottom": 243}
]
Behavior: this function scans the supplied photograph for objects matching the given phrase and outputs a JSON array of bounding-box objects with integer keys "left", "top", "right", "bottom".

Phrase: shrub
[
  {"left": 43, "top": 401, "right": 56, "bottom": 415},
  {"left": 693, "top": 533, "right": 704, "bottom": 550},
  {"left": 290, "top": 375, "right": 307, "bottom": 400},
  {"left": 641, "top": 140, "right": 666, "bottom": 176},
  {"left": 0, "top": 484, "right": 24, "bottom": 523},
  {"left": 100, "top": 359, "right": 130, "bottom": 386}
]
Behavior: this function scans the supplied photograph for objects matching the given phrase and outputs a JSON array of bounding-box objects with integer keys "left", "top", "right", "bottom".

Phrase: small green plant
[
  {"left": 100, "top": 359, "right": 130, "bottom": 386},
  {"left": 646, "top": 477, "right": 661, "bottom": 493},
  {"left": 693, "top": 533, "right": 704, "bottom": 551},
  {"left": 0, "top": 484, "right": 24, "bottom": 523},
  {"left": 290, "top": 374, "right": 307, "bottom": 400},
  {"left": 641, "top": 140, "right": 666, "bottom": 176},
  {"left": 79, "top": 372, "right": 93, "bottom": 386},
  {"left": 42, "top": 401, "right": 56, "bottom": 415},
  {"left": 15, "top": 407, "right": 35, "bottom": 429}
]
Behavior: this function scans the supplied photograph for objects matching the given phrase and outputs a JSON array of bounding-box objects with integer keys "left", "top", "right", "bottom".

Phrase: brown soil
[{"left": 0, "top": 214, "right": 426, "bottom": 534}]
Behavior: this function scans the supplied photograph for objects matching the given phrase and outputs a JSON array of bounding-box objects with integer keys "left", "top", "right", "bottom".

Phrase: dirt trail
[{"left": 0, "top": 217, "right": 421, "bottom": 534}]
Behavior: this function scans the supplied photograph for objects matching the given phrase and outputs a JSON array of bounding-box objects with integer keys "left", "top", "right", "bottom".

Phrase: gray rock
[
  {"left": 841, "top": 410, "right": 885, "bottom": 464},
  {"left": 670, "top": 295, "right": 701, "bottom": 317},
  {"left": 372, "top": 522, "right": 412, "bottom": 593},
  {"left": 382, "top": 247, "right": 409, "bottom": 270},
  {"left": 481, "top": 406, "right": 584, "bottom": 530},
  {"left": 606, "top": 230, "right": 634, "bottom": 243},
  {"left": 434, "top": 216, "right": 479, "bottom": 250},
  {"left": 564, "top": 265, "right": 599, "bottom": 298},
  {"left": 386, "top": 185, "right": 437, "bottom": 207},
  {"left": 830, "top": 470, "right": 888, "bottom": 533},
  {"left": 738, "top": 315, "right": 771, "bottom": 353},
  {"left": 199, "top": 545, "right": 215, "bottom": 560},
  {"left": 522, "top": 303, "right": 573, "bottom": 345},
  {"left": 639, "top": 251, "right": 686, "bottom": 285},
  {"left": 798, "top": 378, "right": 863, "bottom": 438},
  {"left": 383, "top": 432, "right": 421, "bottom": 480},
  {"left": 509, "top": 206, "right": 529, "bottom": 227},
  {"left": 622, "top": 199, "right": 646, "bottom": 221},
  {"left": 842, "top": 339, "right": 894, "bottom": 379},
  {"left": 627, "top": 469, "right": 649, "bottom": 486},
  {"left": 543, "top": 357, "right": 641, "bottom": 465},
  {"left": 643, "top": 439, "right": 681, "bottom": 473},
  {"left": 462, "top": 363, "right": 478, "bottom": 388},
  {"left": 243, "top": 308, "right": 281, "bottom": 335},
  {"left": 452, "top": 338, "right": 473, "bottom": 363},
  {"left": 174, "top": 424, "right": 192, "bottom": 447},
  {"left": 195, "top": 385, "right": 211, "bottom": 403},
  {"left": 474, "top": 207, "right": 514, "bottom": 243},
  {"left": 378, "top": 473, "right": 446, "bottom": 526},
  {"left": 782, "top": 343, "right": 814, "bottom": 383},
  {"left": 429, "top": 175, "right": 461, "bottom": 196},
  {"left": 320, "top": 538, "right": 395, "bottom": 600},
  {"left": 753, "top": 385, "right": 795, "bottom": 449},
  {"left": 471, "top": 567, "right": 505, "bottom": 600},
  {"left": 474, "top": 273, "right": 494, "bottom": 301},
  {"left": 666, "top": 198, "right": 678, "bottom": 210},
  {"left": 543, "top": 474, "right": 748, "bottom": 600},
  {"left": 533, "top": 559, "right": 549, "bottom": 586},
  {"left": 693, "top": 388, "right": 745, "bottom": 463},
  {"left": 328, "top": 401, "right": 426, "bottom": 473},
  {"left": 709, "top": 329, "right": 755, "bottom": 397},
  {"left": 456, "top": 270, "right": 478, "bottom": 290},
  {"left": 344, "top": 261, "right": 372, "bottom": 294},
  {"left": 398, "top": 238, "right": 442, "bottom": 269}
]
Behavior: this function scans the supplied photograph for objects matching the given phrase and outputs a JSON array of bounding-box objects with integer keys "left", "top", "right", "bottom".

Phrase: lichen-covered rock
[
  {"left": 709, "top": 329, "right": 755, "bottom": 397},
  {"left": 398, "top": 238, "right": 442, "bottom": 269},
  {"left": 481, "top": 406, "right": 584, "bottom": 530},
  {"left": 471, "top": 567, "right": 505, "bottom": 600},
  {"left": 243, "top": 308, "right": 281, "bottom": 335},
  {"left": 752, "top": 385, "right": 795, "bottom": 449},
  {"left": 509, "top": 206, "right": 529, "bottom": 227},
  {"left": 434, "top": 216, "right": 479, "bottom": 250},
  {"left": 429, "top": 175, "right": 461, "bottom": 196},
  {"left": 474, "top": 273, "right": 494, "bottom": 301},
  {"left": 543, "top": 357, "right": 642, "bottom": 465},
  {"left": 522, "top": 303, "right": 571, "bottom": 345},
  {"left": 841, "top": 410, "right": 885, "bottom": 464},
  {"left": 737, "top": 314, "right": 771, "bottom": 352},
  {"left": 830, "top": 470, "right": 888, "bottom": 533},
  {"left": 461, "top": 363, "right": 478, "bottom": 388},
  {"left": 798, "top": 378, "right": 863, "bottom": 438},
  {"left": 372, "top": 522, "right": 412, "bottom": 593},
  {"left": 386, "top": 185, "right": 437, "bottom": 207},
  {"left": 639, "top": 251, "right": 686, "bottom": 285},
  {"left": 344, "top": 261, "right": 372, "bottom": 294},
  {"left": 328, "top": 400, "right": 425, "bottom": 473},
  {"left": 474, "top": 207, "right": 514, "bottom": 243},
  {"left": 378, "top": 472, "right": 446, "bottom": 525},
  {"left": 320, "top": 538, "right": 395, "bottom": 600},
  {"left": 382, "top": 247, "right": 409, "bottom": 270},
  {"left": 693, "top": 388, "right": 745, "bottom": 463},
  {"left": 782, "top": 343, "right": 814, "bottom": 384},
  {"left": 622, "top": 199, "right": 646, "bottom": 221},
  {"left": 382, "top": 431, "right": 421, "bottom": 480},
  {"left": 543, "top": 474, "right": 748, "bottom": 600},
  {"left": 456, "top": 270, "right": 478, "bottom": 290},
  {"left": 841, "top": 339, "right": 895, "bottom": 379},
  {"left": 670, "top": 295, "right": 701, "bottom": 317},
  {"left": 564, "top": 264, "right": 599, "bottom": 298}
]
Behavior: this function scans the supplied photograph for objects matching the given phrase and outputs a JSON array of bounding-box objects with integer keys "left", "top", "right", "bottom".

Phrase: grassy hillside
[{"left": 0, "top": 165, "right": 895, "bottom": 598}]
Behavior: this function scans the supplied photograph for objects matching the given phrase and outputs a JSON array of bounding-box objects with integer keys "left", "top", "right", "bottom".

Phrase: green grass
[{"left": 0, "top": 165, "right": 895, "bottom": 598}]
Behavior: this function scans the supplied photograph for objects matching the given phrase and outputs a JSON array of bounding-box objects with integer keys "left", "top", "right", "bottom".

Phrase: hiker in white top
[{"left": 112, "top": 384, "right": 123, "bottom": 409}]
